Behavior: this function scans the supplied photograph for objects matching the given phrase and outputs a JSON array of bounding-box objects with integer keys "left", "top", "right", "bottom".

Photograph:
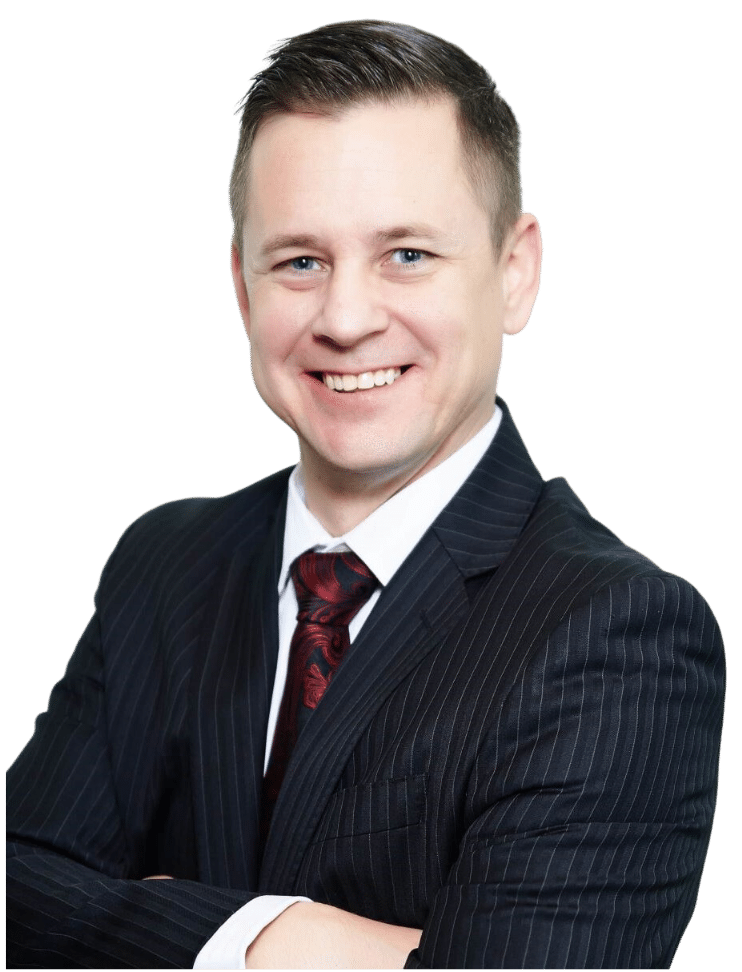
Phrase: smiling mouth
[{"left": 309, "top": 366, "right": 411, "bottom": 392}]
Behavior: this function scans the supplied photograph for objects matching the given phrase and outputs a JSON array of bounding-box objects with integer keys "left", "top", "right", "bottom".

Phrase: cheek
[
  {"left": 247, "top": 305, "right": 309, "bottom": 419},
  {"left": 247, "top": 323, "right": 286, "bottom": 407},
  {"left": 246, "top": 280, "right": 304, "bottom": 351},
  {"left": 249, "top": 303, "right": 299, "bottom": 369},
  {"left": 465, "top": 278, "right": 505, "bottom": 357},
  {"left": 246, "top": 346, "right": 273, "bottom": 416}
]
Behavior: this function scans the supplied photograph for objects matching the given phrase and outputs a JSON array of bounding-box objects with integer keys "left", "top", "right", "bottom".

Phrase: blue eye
[
  {"left": 393, "top": 249, "right": 424, "bottom": 264},
  {"left": 288, "top": 256, "right": 319, "bottom": 272}
]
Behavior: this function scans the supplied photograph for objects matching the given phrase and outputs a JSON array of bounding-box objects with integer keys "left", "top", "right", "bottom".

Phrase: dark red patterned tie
[{"left": 262, "top": 550, "right": 377, "bottom": 834}]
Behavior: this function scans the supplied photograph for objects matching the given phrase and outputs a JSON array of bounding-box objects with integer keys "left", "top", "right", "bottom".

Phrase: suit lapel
[
  {"left": 190, "top": 491, "right": 286, "bottom": 890},
  {"left": 432, "top": 397, "right": 544, "bottom": 578},
  {"left": 259, "top": 398, "right": 544, "bottom": 892}
]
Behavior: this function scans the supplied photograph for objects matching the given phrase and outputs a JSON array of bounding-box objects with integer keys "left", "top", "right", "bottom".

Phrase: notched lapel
[
  {"left": 190, "top": 494, "right": 285, "bottom": 890},
  {"left": 433, "top": 398, "right": 543, "bottom": 578}
]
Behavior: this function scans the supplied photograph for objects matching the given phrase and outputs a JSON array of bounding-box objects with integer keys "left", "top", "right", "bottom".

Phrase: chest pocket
[{"left": 296, "top": 773, "right": 428, "bottom": 926}]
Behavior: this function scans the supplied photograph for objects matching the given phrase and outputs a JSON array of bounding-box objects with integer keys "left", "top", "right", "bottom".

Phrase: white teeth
[{"left": 321, "top": 367, "right": 403, "bottom": 392}]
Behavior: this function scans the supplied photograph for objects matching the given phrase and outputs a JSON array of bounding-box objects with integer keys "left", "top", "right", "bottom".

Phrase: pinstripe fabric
[{"left": 7, "top": 399, "right": 724, "bottom": 968}]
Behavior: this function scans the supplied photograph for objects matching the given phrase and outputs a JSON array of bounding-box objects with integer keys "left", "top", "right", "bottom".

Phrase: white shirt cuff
[{"left": 193, "top": 894, "right": 312, "bottom": 969}]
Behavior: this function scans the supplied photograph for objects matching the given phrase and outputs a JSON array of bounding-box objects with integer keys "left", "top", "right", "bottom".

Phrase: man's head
[
  {"left": 230, "top": 21, "right": 541, "bottom": 521},
  {"left": 230, "top": 20, "right": 521, "bottom": 261}
]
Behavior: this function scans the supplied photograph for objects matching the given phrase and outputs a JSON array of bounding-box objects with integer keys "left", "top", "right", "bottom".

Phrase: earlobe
[
  {"left": 502, "top": 214, "right": 542, "bottom": 336},
  {"left": 231, "top": 242, "right": 251, "bottom": 335}
]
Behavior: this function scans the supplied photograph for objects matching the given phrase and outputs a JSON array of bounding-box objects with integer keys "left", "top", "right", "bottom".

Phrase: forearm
[
  {"left": 7, "top": 848, "right": 256, "bottom": 969},
  {"left": 245, "top": 901, "right": 422, "bottom": 969}
]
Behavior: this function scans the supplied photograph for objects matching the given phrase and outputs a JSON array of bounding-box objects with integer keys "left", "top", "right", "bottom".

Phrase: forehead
[{"left": 242, "top": 97, "right": 487, "bottom": 249}]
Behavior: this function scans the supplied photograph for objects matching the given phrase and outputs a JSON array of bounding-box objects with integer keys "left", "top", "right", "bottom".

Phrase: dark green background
[{"left": 2, "top": 0, "right": 740, "bottom": 970}]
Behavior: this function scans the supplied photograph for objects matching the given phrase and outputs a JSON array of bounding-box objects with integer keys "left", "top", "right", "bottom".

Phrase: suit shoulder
[
  {"left": 489, "top": 479, "right": 724, "bottom": 744},
  {"left": 527, "top": 476, "right": 720, "bottom": 629},
  {"left": 98, "top": 466, "right": 293, "bottom": 588},
  {"left": 127, "top": 465, "right": 291, "bottom": 537},
  {"left": 534, "top": 476, "right": 660, "bottom": 577}
]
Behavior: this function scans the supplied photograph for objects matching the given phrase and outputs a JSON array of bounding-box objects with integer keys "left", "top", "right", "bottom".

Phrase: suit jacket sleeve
[
  {"left": 406, "top": 573, "right": 724, "bottom": 969},
  {"left": 6, "top": 529, "right": 258, "bottom": 969}
]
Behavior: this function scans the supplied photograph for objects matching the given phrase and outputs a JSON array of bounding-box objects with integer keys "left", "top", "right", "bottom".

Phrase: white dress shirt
[{"left": 193, "top": 406, "right": 502, "bottom": 968}]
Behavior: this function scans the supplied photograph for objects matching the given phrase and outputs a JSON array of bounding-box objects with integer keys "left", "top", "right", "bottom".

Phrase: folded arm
[
  {"left": 6, "top": 611, "right": 257, "bottom": 969},
  {"left": 204, "top": 573, "right": 724, "bottom": 971},
  {"left": 8, "top": 570, "right": 723, "bottom": 969},
  {"left": 405, "top": 574, "right": 724, "bottom": 968},
  {"left": 244, "top": 902, "right": 420, "bottom": 969}
]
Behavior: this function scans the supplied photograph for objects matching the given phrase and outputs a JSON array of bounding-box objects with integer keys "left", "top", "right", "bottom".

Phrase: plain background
[{"left": 3, "top": 1, "right": 739, "bottom": 966}]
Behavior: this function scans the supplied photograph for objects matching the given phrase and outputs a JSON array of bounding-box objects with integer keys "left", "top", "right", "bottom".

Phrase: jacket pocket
[
  {"left": 309, "top": 772, "right": 427, "bottom": 843},
  {"left": 298, "top": 773, "right": 428, "bottom": 926}
]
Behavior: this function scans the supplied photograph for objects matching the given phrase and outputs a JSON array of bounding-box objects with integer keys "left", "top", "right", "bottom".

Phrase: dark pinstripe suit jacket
[{"left": 7, "top": 399, "right": 724, "bottom": 969}]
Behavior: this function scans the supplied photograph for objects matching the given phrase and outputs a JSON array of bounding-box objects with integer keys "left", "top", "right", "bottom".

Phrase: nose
[{"left": 311, "top": 261, "right": 389, "bottom": 347}]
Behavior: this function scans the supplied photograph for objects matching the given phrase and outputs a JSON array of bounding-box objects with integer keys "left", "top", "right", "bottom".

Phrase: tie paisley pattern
[{"left": 262, "top": 550, "right": 377, "bottom": 833}]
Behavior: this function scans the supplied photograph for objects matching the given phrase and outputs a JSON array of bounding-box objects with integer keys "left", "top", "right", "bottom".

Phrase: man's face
[{"left": 235, "top": 97, "right": 519, "bottom": 490}]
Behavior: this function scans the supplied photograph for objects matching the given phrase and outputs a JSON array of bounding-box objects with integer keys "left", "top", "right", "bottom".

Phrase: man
[{"left": 6, "top": 19, "right": 724, "bottom": 969}]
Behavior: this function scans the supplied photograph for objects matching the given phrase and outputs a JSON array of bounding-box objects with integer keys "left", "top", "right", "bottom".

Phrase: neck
[
  {"left": 302, "top": 466, "right": 419, "bottom": 537},
  {"left": 300, "top": 409, "right": 495, "bottom": 536}
]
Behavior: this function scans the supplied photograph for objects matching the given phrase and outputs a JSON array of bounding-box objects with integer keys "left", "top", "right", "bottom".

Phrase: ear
[
  {"left": 231, "top": 242, "right": 251, "bottom": 336},
  {"left": 501, "top": 214, "right": 542, "bottom": 336}
]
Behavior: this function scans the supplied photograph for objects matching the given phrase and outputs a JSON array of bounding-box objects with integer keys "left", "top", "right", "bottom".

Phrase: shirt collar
[{"left": 279, "top": 405, "right": 502, "bottom": 594}]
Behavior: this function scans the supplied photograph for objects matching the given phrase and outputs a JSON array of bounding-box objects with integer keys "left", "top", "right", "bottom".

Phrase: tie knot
[{"left": 291, "top": 550, "right": 377, "bottom": 627}]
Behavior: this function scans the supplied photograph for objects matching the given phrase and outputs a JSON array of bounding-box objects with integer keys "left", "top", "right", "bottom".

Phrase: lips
[
  {"left": 325, "top": 367, "right": 401, "bottom": 391},
  {"left": 308, "top": 366, "right": 409, "bottom": 392}
]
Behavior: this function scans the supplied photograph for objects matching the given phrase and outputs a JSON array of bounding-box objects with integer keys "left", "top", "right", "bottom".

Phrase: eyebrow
[
  {"left": 258, "top": 234, "right": 320, "bottom": 258},
  {"left": 258, "top": 224, "right": 446, "bottom": 259},
  {"left": 374, "top": 224, "right": 446, "bottom": 246}
]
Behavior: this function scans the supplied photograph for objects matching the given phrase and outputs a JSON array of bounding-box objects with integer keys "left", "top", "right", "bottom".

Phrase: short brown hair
[{"left": 230, "top": 20, "right": 521, "bottom": 257}]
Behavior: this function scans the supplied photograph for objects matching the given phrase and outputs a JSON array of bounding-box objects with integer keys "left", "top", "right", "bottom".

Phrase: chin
[
  {"left": 311, "top": 439, "right": 428, "bottom": 486},
  {"left": 326, "top": 451, "right": 401, "bottom": 479}
]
